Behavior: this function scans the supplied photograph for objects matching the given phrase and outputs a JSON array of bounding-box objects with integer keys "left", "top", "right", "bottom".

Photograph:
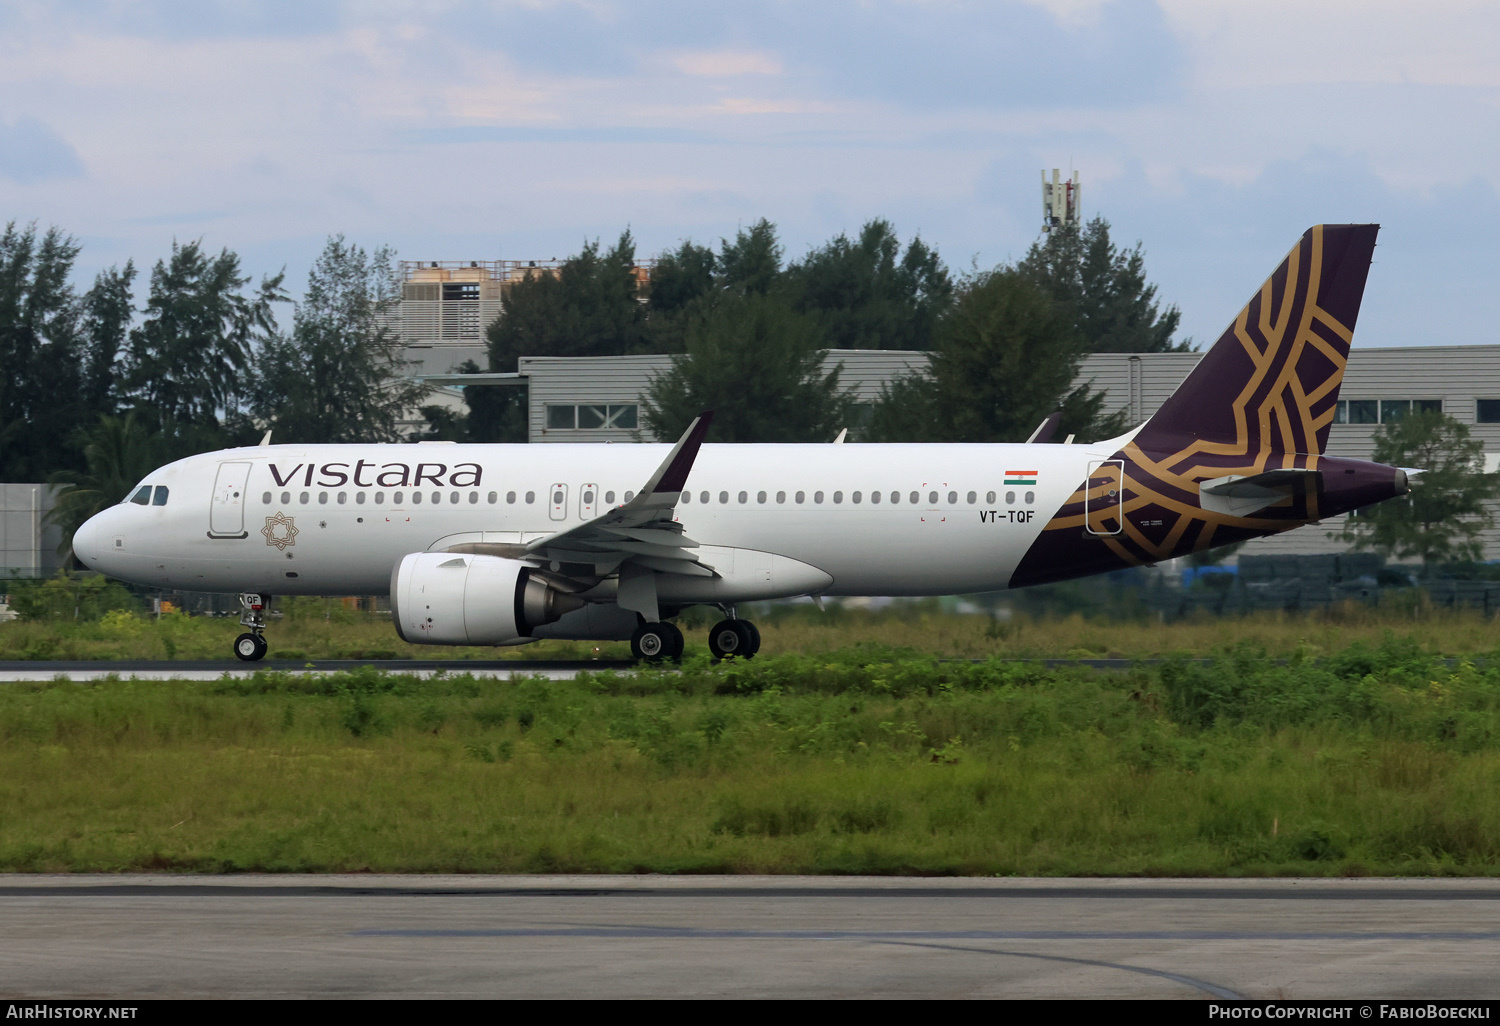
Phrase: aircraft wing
[{"left": 521, "top": 413, "right": 717, "bottom": 592}]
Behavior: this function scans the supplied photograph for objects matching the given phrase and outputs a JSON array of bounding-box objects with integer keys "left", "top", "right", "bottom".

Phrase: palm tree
[{"left": 45, "top": 412, "right": 164, "bottom": 561}]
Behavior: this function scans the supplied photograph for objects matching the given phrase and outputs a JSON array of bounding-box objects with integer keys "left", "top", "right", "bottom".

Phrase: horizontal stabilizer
[{"left": 1199, "top": 468, "right": 1322, "bottom": 518}]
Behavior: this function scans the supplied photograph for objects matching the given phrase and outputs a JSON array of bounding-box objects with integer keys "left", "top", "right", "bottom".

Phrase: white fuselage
[{"left": 73, "top": 441, "right": 1105, "bottom": 598}]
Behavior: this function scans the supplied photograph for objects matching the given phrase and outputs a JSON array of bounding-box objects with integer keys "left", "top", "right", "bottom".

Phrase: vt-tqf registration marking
[{"left": 979, "top": 510, "right": 1035, "bottom": 524}]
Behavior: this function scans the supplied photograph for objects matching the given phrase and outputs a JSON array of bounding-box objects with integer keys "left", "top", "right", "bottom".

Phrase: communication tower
[{"left": 1041, "top": 168, "right": 1081, "bottom": 232}]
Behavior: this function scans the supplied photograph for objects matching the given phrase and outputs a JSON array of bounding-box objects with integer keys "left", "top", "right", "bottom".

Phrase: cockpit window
[
  {"left": 128, "top": 486, "right": 151, "bottom": 505},
  {"left": 152, "top": 486, "right": 169, "bottom": 506}
]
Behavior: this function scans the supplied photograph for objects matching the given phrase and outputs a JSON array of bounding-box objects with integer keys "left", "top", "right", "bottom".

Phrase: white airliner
[{"left": 73, "top": 225, "right": 1407, "bottom": 662}]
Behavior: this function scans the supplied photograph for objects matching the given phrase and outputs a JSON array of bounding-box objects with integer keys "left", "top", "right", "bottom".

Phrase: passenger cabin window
[
  {"left": 776, "top": 491, "right": 786, "bottom": 503},
  {"left": 262, "top": 491, "right": 272, "bottom": 504},
  {"left": 700, "top": 491, "right": 709, "bottom": 503},
  {"left": 525, "top": 491, "right": 535, "bottom": 504},
  {"left": 814, "top": 491, "right": 825, "bottom": 503},
  {"left": 870, "top": 491, "right": 880, "bottom": 503},
  {"left": 986, "top": 491, "right": 996, "bottom": 504},
  {"left": 967, "top": 491, "right": 976, "bottom": 504},
  {"left": 280, "top": 491, "right": 291, "bottom": 505}
]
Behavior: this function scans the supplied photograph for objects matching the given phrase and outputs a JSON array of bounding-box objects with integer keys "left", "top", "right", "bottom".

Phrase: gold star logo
[{"left": 261, "top": 512, "right": 299, "bottom": 551}]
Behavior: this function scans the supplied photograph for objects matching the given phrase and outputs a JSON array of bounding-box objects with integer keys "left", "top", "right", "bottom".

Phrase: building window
[
  {"left": 545, "top": 403, "right": 639, "bottom": 430},
  {"left": 1478, "top": 400, "right": 1500, "bottom": 423},
  {"left": 1338, "top": 399, "right": 1442, "bottom": 424},
  {"left": 1380, "top": 400, "right": 1411, "bottom": 423}
]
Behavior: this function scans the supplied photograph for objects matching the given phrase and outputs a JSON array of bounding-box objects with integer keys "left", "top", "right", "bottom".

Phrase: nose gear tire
[{"left": 234, "top": 633, "right": 268, "bottom": 662}]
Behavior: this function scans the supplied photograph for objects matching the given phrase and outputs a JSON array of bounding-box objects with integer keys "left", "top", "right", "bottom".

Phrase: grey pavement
[{"left": 3, "top": 876, "right": 1500, "bottom": 998}]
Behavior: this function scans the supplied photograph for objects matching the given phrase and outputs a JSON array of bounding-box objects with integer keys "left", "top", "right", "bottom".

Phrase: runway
[
  {"left": 0, "top": 659, "right": 635, "bottom": 682},
  {"left": 4, "top": 876, "right": 1500, "bottom": 998},
  {"left": 0, "top": 656, "right": 1198, "bottom": 682}
]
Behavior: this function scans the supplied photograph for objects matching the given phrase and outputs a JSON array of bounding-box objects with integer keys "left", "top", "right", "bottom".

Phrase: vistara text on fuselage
[{"left": 73, "top": 224, "right": 1409, "bottom": 663}]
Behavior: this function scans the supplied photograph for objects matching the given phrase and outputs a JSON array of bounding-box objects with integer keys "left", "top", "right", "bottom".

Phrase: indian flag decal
[{"left": 1004, "top": 470, "right": 1038, "bottom": 486}]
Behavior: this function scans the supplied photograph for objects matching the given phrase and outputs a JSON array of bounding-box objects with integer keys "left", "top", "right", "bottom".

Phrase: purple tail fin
[{"left": 1134, "top": 224, "right": 1379, "bottom": 457}]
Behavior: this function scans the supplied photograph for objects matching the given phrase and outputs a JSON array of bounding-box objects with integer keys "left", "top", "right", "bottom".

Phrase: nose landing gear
[{"left": 234, "top": 593, "right": 270, "bottom": 662}]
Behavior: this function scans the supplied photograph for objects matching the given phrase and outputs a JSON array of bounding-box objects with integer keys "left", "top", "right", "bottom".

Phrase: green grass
[
  {"left": 6, "top": 637, "right": 1500, "bottom": 874},
  {"left": 5, "top": 596, "right": 1500, "bottom": 662}
]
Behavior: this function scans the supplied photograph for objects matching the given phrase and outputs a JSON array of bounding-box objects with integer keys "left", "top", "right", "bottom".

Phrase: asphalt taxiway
[{"left": 4, "top": 876, "right": 1500, "bottom": 999}]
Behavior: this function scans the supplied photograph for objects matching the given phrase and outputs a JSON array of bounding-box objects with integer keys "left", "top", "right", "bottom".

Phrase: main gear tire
[
  {"left": 632, "top": 622, "right": 678, "bottom": 663},
  {"left": 708, "top": 619, "right": 756, "bottom": 660}
]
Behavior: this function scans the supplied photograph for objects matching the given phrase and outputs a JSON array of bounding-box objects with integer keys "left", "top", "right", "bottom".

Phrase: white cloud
[{"left": 670, "top": 50, "right": 782, "bottom": 77}]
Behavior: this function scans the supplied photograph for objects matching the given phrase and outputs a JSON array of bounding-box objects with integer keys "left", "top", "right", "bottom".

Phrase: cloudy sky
[{"left": 3, "top": 0, "right": 1498, "bottom": 349}]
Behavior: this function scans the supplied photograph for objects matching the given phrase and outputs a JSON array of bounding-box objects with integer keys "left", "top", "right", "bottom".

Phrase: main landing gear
[
  {"left": 234, "top": 592, "right": 269, "bottom": 662},
  {"left": 631, "top": 620, "right": 685, "bottom": 663},
  {"left": 708, "top": 616, "right": 760, "bottom": 660},
  {"left": 629, "top": 608, "right": 763, "bottom": 663}
]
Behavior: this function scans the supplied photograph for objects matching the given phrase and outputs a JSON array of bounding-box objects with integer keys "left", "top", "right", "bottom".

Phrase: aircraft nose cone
[{"left": 72, "top": 510, "right": 107, "bottom": 567}]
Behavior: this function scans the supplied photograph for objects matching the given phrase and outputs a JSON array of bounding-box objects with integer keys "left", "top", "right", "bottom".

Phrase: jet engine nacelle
[{"left": 390, "top": 552, "right": 584, "bottom": 645}]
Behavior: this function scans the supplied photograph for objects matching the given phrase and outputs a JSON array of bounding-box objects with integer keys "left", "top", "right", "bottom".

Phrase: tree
[
  {"left": 647, "top": 240, "right": 716, "bottom": 320},
  {"left": 123, "top": 239, "right": 286, "bottom": 429},
  {"left": 0, "top": 222, "right": 92, "bottom": 482},
  {"left": 715, "top": 219, "right": 782, "bottom": 296},
  {"left": 643, "top": 291, "right": 855, "bottom": 443},
  {"left": 1336, "top": 410, "right": 1500, "bottom": 568},
  {"left": 454, "top": 361, "right": 528, "bottom": 443},
  {"left": 78, "top": 261, "right": 135, "bottom": 416},
  {"left": 867, "top": 268, "right": 1121, "bottom": 443},
  {"left": 45, "top": 412, "right": 165, "bottom": 558},
  {"left": 247, "top": 237, "right": 429, "bottom": 443},
  {"left": 486, "top": 231, "right": 648, "bottom": 373},
  {"left": 1017, "top": 216, "right": 1187, "bottom": 354},
  {"left": 785, "top": 219, "right": 953, "bottom": 351}
]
